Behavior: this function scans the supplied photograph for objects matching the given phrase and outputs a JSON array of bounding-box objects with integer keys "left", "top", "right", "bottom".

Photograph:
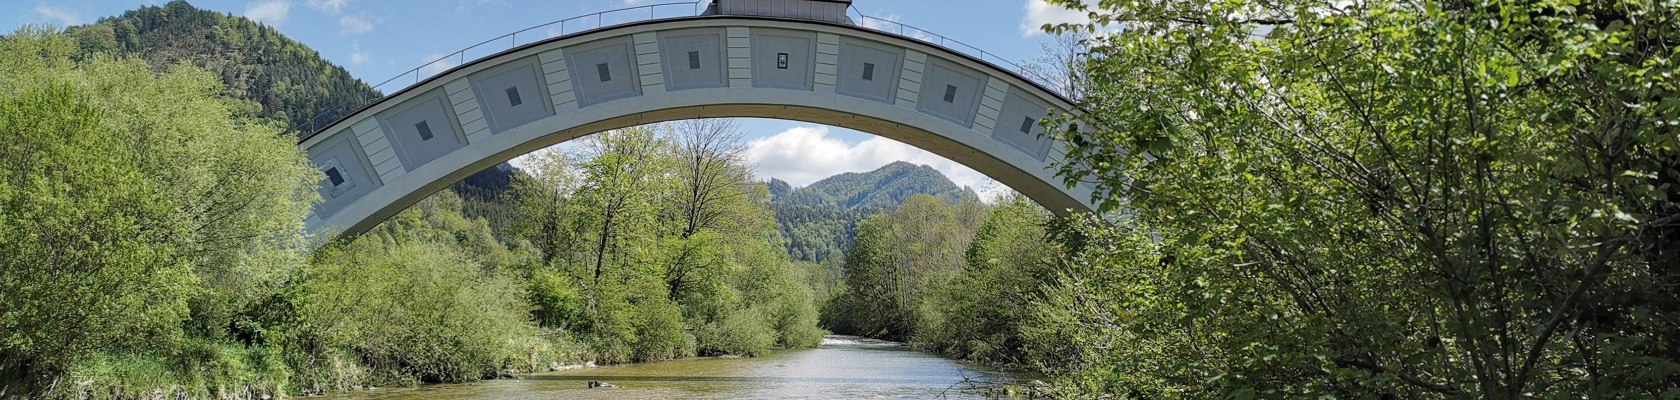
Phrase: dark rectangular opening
[
  {"left": 776, "top": 53, "right": 789, "bottom": 69},
  {"left": 862, "top": 62, "right": 875, "bottom": 81},
  {"left": 415, "top": 120, "right": 433, "bottom": 141},
  {"left": 596, "top": 63, "right": 612, "bottom": 82},
  {"left": 505, "top": 86, "right": 523, "bottom": 107},
  {"left": 688, "top": 51, "right": 701, "bottom": 69},
  {"left": 943, "top": 84, "right": 958, "bottom": 102},
  {"left": 1020, "top": 116, "right": 1037, "bottom": 133},
  {"left": 325, "top": 167, "right": 345, "bottom": 186}
]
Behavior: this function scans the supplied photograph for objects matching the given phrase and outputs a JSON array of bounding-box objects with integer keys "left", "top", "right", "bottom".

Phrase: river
[{"left": 317, "top": 336, "right": 1026, "bottom": 399}]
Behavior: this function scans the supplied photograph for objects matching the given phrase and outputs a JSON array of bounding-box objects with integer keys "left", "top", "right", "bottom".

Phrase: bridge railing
[
  {"left": 845, "top": 8, "right": 1069, "bottom": 98},
  {"left": 302, "top": 1, "right": 1062, "bottom": 135},
  {"left": 302, "top": 1, "right": 708, "bottom": 133}
]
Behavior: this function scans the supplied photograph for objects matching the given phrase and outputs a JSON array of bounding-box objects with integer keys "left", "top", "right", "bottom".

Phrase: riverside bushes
[{"left": 0, "top": 28, "right": 826, "bottom": 398}]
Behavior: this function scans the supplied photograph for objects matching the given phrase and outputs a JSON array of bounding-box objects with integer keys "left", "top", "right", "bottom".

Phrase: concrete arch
[{"left": 299, "top": 15, "right": 1095, "bottom": 238}]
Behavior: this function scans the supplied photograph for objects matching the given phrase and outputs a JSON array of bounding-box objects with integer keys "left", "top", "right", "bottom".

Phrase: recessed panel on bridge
[
  {"left": 658, "top": 28, "right": 728, "bottom": 90},
  {"left": 750, "top": 29, "right": 816, "bottom": 90},
  {"left": 565, "top": 36, "right": 642, "bottom": 107},
  {"left": 308, "top": 130, "right": 380, "bottom": 218},
  {"left": 469, "top": 57, "right": 555, "bottom": 133},
  {"left": 378, "top": 91, "right": 467, "bottom": 170},
  {"left": 993, "top": 90, "right": 1055, "bottom": 161},
  {"left": 915, "top": 59, "right": 985, "bottom": 128},
  {"left": 835, "top": 37, "right": 902, "bottom": 103}
]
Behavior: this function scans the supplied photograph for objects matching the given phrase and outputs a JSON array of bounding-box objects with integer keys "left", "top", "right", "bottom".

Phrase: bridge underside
[{"left": 299, "top": 16, "right": 1095, "bottom": 239}]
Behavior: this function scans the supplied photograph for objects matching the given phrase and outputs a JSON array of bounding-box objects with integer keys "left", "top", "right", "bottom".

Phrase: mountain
[
  {"left": 770, "top": 162, "right": 980, "bottom": 264},
  {"left": 65, "top": 0, "right": 380, "bottom": 133},
  {"left": 61, "top": 0, "right": 520, "bottom": 230},
  {"left": 779, "top": 161, "right": 979, "bottom": 211}
]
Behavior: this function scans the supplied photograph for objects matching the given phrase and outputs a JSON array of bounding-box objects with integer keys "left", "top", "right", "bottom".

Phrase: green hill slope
[{"left": 771, "top": 162, "right": 980, "bottom": 263}]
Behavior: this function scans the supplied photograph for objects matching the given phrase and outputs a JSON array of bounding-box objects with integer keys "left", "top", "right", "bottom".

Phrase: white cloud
[
  {"left": 858, "top": 14, "right": 936, "bottom": 42},
  {"left": 338, "top": 14, "right": 378, "bottom": 35},
  {"left": 32, "top": 4, "right": 83, "bottom": 27},
  {"left": 242, "top": 1, "right": 290, "bottom": 26},
  {"left": 1021, "top": 0, "right": 1089, "bottom": 36},
  {"left": 347, "top": 44, "right": 371, "bottom": 67},
  {"left": 419, "top": 53, "right": 460, "bottom": 76},
  {"left": 305, "top": 0, "right": 349, "bottom": 14},
  {"left": 743, "top": 126, "right": 1003, "bottom": 199}
]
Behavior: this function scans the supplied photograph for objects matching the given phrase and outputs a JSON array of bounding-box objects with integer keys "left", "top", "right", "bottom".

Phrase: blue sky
[{"left": 9, "top": 0, "right": 1087, "bottom": 197}]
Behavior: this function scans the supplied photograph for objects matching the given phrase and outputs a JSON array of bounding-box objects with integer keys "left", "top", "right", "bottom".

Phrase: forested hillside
[
  {"left": 64, "top": 0, "right": 377, "bottom": 133},
  {"left": 777, "top": 161, "right": 978, "bottom": 210},
  {"left": 771, "top": 161, "right": 978, "bottom": 264}
]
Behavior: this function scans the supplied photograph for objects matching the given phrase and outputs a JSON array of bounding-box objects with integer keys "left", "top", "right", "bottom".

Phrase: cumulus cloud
[
  {"left": 242, "top": 1, "right": 290, "bottom": 26},
  {"left": 1020, "top": 0, "right": 1089, "bottom": 36},
  {"left": 305, "top": 0, "right": 349, "bottom": 14},
  {"left": 743, "top": 126, "right": 1010, "bottom": 200},
  {"left": 419, "top": 53, "right": 460, "bottom": 76},
  {"left": 338, "top": 14, "right": 379, "bottom": 35},
  {"left": 858, "top": 14, "right": 936, "bottom": 42},
  {"left": 347, "top": 44, "right": 371, "bottom": 67},
  {"left": 31, "top": 4, "right": 83, "bottom": 27}
]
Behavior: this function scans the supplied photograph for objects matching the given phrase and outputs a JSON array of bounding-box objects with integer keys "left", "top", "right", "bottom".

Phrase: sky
[{"left": 7, "top": 0, "right": 1089, "bottom": 198}]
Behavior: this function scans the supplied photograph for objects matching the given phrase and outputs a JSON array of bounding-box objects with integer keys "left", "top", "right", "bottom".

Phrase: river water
[{"left": 318, "top": 336, "right": 1025, "bottom": 399}]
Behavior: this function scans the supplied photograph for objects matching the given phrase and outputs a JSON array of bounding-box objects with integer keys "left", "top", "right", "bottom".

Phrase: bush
[
  {"left": 293, "top": 228, "right": 533, "bottom": 385},
  {"left": 695, "top": 308, "right": 777, "bottom": 357}
]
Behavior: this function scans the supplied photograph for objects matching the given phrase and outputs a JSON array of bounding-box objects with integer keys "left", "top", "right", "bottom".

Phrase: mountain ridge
[{"left": 770, "top": 161, "right": 980, "bottom": 264}]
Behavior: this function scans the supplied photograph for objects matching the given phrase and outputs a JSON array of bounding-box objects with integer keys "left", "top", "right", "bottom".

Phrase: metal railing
[
  {"left": 302, "top": 1, "right": 1061, "bottom": 135},
  {"left": 302, "top": 1, "right": 707, "bottom": 133},
  {"left": 845, "top": 8, "right": 1061, "bottom": 92}
]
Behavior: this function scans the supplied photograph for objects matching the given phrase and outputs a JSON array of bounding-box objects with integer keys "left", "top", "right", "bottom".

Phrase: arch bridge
[{"left": 299, "top": 0, "right": 1096, "bottom": 238}]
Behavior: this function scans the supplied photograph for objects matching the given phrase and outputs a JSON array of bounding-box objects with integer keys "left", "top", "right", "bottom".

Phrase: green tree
[
  {"left": 1040, "top": 0, "right": 1680, "bottom": 396},
  {"left": 826, "top": 195, "right": 986, "bottom": 340},
  {"left": 916, "top": 196, "right": 1055, "bottom": 366},
  {"left": 0, "top": 27, "right": 316, "bottom": 388}
]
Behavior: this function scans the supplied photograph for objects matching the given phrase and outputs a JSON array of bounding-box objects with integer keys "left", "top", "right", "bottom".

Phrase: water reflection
[{"left": 319, "top": 336, "right": 1020, "bottom": 399}]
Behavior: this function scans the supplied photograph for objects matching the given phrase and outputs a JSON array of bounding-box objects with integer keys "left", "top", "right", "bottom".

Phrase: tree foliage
[
  {"left": 0, "top": 27, "right": 317, "bottom": 392},
  {"left": 1038, "top": 0, "right": 1680, "bottom": 396},
  {"left": 512, "top": 122, "right": 826, "bottom": 362}
]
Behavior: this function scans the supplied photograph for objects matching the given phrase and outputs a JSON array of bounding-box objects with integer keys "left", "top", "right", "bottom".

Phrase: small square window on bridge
[
  {"left": 324, "top": 167, "right": 345, "bottom": 186},
  {"left": 1020, "top": 116, "right": 1037, "bottom": 134},
  {"left": 415, "top": 120, "right": 434, "bottom": 141},
  {"left": 505, "top": 86, "right": 523, "bottom": 107},
  {"left": 777, "top": 53, "right": 789, "bottom": 69},
  {"left": 862, "top": 63, "right": 875, "bottom": 81},
  {"left": 943, "top": 85, "right": 958, "bottom": 103},
  {"left": 688, "top": 51, "right": 702, "bottom": 70},
  {"left": 596, "top": 63, "right": 612, "bottom": 82}
]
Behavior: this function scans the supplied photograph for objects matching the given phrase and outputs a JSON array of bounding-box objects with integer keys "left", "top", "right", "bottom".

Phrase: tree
[
  {"left": 826, "top": 195, "right": 986, "bottom": 340},
  {"left": 0, "top": 27, "right": 316, "bottom": 385},
  {"left": 1040, "top": 0, "right": 1680, "bottom": 396},
  {"left": 916, "top": 197, "right": 1056, "bottom": 366}
]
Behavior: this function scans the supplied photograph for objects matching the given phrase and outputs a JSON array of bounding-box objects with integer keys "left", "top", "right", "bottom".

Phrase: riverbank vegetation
[
  {"left": 1025, "top": 0, "right": 1680, "bottom": 396},
  {"left": 0, "top": 29, "right": 823, "bottom": 398}
]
